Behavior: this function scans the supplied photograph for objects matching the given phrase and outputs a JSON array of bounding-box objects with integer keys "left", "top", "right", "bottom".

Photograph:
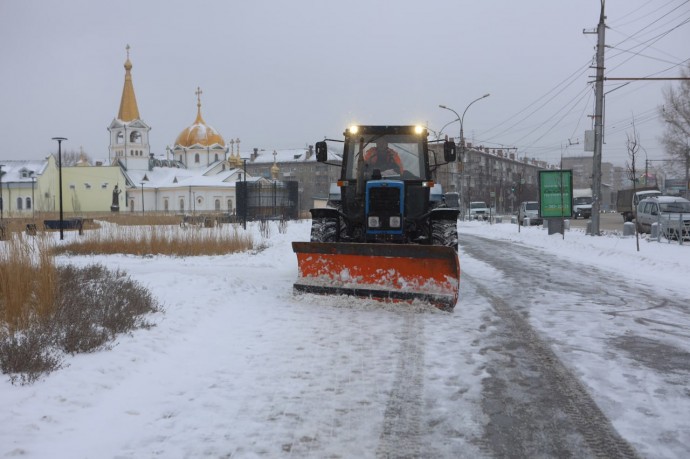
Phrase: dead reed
[
  {"left": 52, "top": 222, "right": 254, "bottom": 257},
  {"left": 0, "top": 234, "right": 56, "bottom": 332}
]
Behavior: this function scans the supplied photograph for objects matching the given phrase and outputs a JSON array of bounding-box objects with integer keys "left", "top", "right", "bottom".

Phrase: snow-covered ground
[{"left": 1, "top": 219, "right": 688, "bottom": 458}]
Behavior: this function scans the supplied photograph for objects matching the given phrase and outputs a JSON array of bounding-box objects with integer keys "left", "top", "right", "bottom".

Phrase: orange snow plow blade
[{"left": 292, "top": 242, "right": 460, "bottom": 311}]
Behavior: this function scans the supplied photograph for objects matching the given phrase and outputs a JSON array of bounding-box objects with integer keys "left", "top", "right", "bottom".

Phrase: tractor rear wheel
[
  {"left": 310, "top": 216, "right": 340, "bottom": 242},
  {"left": 432, "top": 219, "right": 458, "bottom": 251}
]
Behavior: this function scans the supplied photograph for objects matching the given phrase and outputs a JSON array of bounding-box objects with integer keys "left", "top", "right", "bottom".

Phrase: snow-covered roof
[
  {"left": 246, "top": 148, "right": 342, "bottom": 165},
  {"left": 0, "top": 159, "right": 48, "bottom": 182},
  {"left": 123, "top": 161, "right": 265, "bottom": 190}
]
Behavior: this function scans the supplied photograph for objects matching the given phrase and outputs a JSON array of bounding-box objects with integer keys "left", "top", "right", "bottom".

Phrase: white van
[
  {"left": 469, "top": 201, "right": 490, "bottom": 220},
  {"left": 518, "top": 201, "right": 542, "bottom": 225}
]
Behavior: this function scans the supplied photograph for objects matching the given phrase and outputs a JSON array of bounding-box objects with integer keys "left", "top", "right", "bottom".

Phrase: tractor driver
[{"left": 364, "top": 138, "right": 404, "bottom": 176}]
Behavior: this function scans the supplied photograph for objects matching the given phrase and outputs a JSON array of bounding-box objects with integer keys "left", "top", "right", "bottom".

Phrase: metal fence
[{"left": 236, "top": 181, "right": 299, "bottom": 222}]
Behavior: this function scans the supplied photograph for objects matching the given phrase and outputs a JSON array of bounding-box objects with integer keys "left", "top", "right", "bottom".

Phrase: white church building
[{"left": 107, "top": 47, "right": 267, "bottom": 215}]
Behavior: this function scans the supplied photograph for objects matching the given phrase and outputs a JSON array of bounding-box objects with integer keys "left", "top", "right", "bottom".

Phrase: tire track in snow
[
  {"left": 461, "top": 234, "right": 640, "bottom": 458},
  {"left": 376, "top": 311, "right": 425, "bottom": 458}
]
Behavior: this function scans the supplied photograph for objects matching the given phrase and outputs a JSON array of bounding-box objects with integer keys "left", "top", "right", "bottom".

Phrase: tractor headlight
[
  {"left": 368, "top": 216, "right": 380, "bottom": 228},
  {"left": 414, "top": 125, "right": 425, "bottom": 135},
  {"left": 348, "top": 125, "right": 359, "bottom": 135},
  {"left": 389, "top": 216, "right": 401, "bottom": 228}
]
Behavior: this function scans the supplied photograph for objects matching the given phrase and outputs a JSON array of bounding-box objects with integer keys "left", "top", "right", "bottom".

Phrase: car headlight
[
  {"left": 389, "top": 216, "right": 401, "bottom": 228},
  {"left": 368, "top": 216, "right": 380, "bottom": 228}
]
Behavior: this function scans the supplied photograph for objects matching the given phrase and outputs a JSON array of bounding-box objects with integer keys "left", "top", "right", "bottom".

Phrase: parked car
[
  {"left": 518, "top": 201, "right": 543, "bottom": 225},
  {"left": 636, "top": 196, "right": 690, "bottom": 239},
  {"left": 616, "top": 186, "right": 661, "bottom": 222},
  {"left": 468, "top": 201, "right": 490, "bottom": 220}
]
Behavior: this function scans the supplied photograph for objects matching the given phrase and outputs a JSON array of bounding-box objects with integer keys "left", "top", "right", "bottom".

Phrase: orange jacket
[{"left": 364, "top": 147, "right": 404, "bottom": 175}]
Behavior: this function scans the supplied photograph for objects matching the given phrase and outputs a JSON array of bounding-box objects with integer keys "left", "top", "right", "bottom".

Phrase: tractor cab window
[{"left": 346, "top": 134, "right": 425, "bottom": 181}]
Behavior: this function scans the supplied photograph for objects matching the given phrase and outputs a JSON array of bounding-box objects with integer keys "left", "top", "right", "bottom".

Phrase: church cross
[{"left": 195, "top": 87, "right": 203, "bottom": 107}]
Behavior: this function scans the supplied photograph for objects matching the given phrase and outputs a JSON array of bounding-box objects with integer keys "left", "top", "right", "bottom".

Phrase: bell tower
[{"left": 108, "top": 45, "right": 151, "bottom": 170}]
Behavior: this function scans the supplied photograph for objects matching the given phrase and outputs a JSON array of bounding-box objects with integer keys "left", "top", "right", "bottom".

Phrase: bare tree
[
  {"left": 626, "top": 121, "right": 641, "bottom": 251},
  {"left": 659, "top": 62, "right": 690, "bottom": 195},
  {"left": 57, "top": 149, "right": 92, "bottom": 167}
]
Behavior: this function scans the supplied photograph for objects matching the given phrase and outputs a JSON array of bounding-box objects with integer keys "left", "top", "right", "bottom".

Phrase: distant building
[
  {"left": 433, "top": 143, "right": 549, "bottom": 214},
  {"left": 106, "top": 47, "right": 259, "bottom": 215},
  {"left": 242, "top": 146, "right": 341, "bottom": 217}
]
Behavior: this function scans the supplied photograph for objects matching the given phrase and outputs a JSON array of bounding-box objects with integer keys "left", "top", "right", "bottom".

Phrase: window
[
  {"left": 164, "top": 198, "right": 169, "bottom": 212},
  {"left": 227, "top": 199, "right": 233, "bottom": 212},
  {"left": 26, "top": 197, "right": 32, "bottom": 210},
  {"left": 17, "top": 197, "right": 23, "bottom": 210},
  {"left": 215, "top": 199, "right": 220, "bottom": 211},
  {"left": 195, "top": 153, "right": 200, "bottom": 163},
  {"left": 179, "top": 199, "right": 185, "bottom": 212}
]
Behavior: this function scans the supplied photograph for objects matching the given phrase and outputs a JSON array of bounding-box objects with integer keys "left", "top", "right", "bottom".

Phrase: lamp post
[
  {"left": 140, "top": 182, "right": 145, "bottom": 215},
  {"left": 52, "top": 137, "right": 68, "bottom": 240},
  {"left": 439, "top": 93, "right": 490, "bottom": 219},
  {"left": 439, "top": 93, "right": 490, "bottom": 160},
  {"left": 31, "top": 176, "right": 36, "bottom": 219},
  {"left": 242, "top": 158, "right": 247, "bottom": 230},
  {"left": 0, "top": 164, "right": 4, "bottom": 221}
]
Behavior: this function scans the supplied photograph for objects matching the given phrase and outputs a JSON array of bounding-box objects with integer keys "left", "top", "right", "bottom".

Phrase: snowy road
[
  {"left": 2, "top": 220, "right": 689, "bottom": 458},
  {"left": 460, "top": 230, "right": 690, "bottom": 459}
]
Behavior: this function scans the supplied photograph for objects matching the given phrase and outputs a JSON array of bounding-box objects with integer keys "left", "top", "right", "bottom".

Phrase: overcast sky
[{"left": 0, "top": 0, "right": 688, "bottom": 168}]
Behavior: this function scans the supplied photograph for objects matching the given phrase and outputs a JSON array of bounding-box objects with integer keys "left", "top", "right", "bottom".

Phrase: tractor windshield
[{"left": 344, "top": 134, "right": 426, "bottom": 181}]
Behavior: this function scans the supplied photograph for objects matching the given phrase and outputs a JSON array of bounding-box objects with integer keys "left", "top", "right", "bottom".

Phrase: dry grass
[
  {"left": 0, "top": 217, "right": 264, "bottom": 384},
  {"left": 0, "top": 234, "right": 163, "bottom": 385},
  {"left": 0, "top": 234, "right": 56, "bottom": 332},
  {"left": 52, "top": 222, "right": 254, "bottom": 257}
]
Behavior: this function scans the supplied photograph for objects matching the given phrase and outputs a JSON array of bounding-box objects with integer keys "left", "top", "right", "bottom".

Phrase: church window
[
  {"left": 130, "top": 131, "right": 141, "bottom": 143},
  {"left": 26, "top": 197, "right": 32, "bottom": 210},
  {"left": 17, "top": 197, "right": 23, "bottom": 210},
  {"left": 227, "top": 199, "right": 233, "bottom": 212},
  {"left": 163, "top": 198, "right": 169, "bottom": 212},
  {"left": 215, "top": 199, "right": 220, "bottom": 211},
  {"left": 195, "top": 153, "right": 200, "bottom": 163},
  {"left": 215, "top": 154, "right": 219, "bottom": 162},
  {"left": 179, "top": 199, "right": 185, "bottom": 212}
]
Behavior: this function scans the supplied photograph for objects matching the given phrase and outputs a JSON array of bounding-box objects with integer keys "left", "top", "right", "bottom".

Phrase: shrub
[{"left": 0, "top": 260, "right": 162, "bottom": 384}]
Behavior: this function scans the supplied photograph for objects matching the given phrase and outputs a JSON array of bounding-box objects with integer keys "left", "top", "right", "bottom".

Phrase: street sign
[{"left": 538, "top": 170, "right": 573, "bottom": 218}]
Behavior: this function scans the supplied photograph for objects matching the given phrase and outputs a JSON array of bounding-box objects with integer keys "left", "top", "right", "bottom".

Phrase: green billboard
[{"left": 538, "top": 170, "right": 573, "bottom": 218}]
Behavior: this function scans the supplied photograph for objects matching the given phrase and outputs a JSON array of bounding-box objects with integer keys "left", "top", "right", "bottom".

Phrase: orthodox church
[{"left": 107, "top": 46, "right": 266, "bottom": 215}]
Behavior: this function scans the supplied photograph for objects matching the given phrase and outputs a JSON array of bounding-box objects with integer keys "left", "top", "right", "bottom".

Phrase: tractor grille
[{"left": 369, "top": 187, "right": 401, "bottom": 213}]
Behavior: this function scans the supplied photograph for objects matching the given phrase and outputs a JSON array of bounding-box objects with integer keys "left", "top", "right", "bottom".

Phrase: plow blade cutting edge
[{"left": 292, "top": 242, "right": 460, "bottom": 311}]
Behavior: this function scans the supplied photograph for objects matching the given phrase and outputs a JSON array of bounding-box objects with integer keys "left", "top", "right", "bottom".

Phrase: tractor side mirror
[
  {"left": 315, "top": 141, "right": 328, "bottom": 162},
  {"left": 443, "top": 140, "right": 457, "bottom": 162}
]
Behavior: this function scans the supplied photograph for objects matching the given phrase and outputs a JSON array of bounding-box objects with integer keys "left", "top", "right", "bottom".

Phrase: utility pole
[
  {"left": 584, "top": 1, "right": 606, "bottom": 236},
  {"left": 591, "top": 4, "right": 606, "bottom": 236}
]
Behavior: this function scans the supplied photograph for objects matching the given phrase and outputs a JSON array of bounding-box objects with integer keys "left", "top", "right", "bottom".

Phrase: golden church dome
[{"left": 174, "top": 87, "right": 225, "bottom": 148}]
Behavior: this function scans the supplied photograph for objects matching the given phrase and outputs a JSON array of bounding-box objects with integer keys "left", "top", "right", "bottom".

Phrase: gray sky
[{"left": 1, "top": 0, "right": 688, "bottom": 168}]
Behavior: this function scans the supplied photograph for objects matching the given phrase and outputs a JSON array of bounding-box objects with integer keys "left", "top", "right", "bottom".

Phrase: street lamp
[
  {"left": 31, "top": 175, "right": 36, "bottom": 219},
  {"left": 242, "top": 158, "right": 247, "bottom": 230},
  {"left": 51, "top": 137, "right": 68, "bottom": 240},
  {"left": 0, "top": 164, "right": 4, "bottom": 221},
  {"left": 439, "top": 93, "right": 490, "bottom": 159},
  {"left": 439, "top": 94, "right": 490, "bottom": 219}
]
